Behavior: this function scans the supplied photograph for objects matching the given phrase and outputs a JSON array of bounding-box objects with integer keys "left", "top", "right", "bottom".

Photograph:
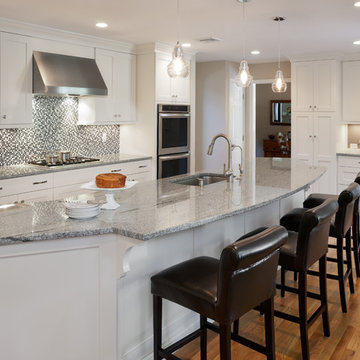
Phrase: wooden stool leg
[
  {"left": 353, "top": 213, "right": 360, "bottom": 278},
  {"left": 299, "top": 271, "right": 310, "bottom": 360},
  {"left": 153, "top": 295, "right": 162, "bottom": 360},
  {"left": 294, "top": 271, "right": 298, "bottom": 281},
  {"left": 319, "top": 255, "right": 330, "bottom": 337},
  {"left": 264, "top": 297, "right": 275, "bottom": 360},
  {"left": 233, "top": 319, "right": 239, "bottom": 335},
  {"left": 346, "top": 230, "right": 355, "bottom": 294},
  {"left": 219, "top": 323, "right": 231, "bottom": 360},
  {"left": 200, "top": 315, "right": 207, "bottom": 360},
  {"left": 337, "top": 236, "right": 348, "bottom": 313},
  {"left": 281, "top": 267, "right": 286, "bottom": 297}
]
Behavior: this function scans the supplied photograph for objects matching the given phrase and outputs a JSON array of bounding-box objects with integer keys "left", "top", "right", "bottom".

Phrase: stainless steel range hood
[{"left": 33, "top": 51, "right": 108, "bottom": 96}]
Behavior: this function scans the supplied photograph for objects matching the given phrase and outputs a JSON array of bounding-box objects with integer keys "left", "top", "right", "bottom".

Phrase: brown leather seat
[
  {"left": 151, "top": 226, "right": 288, "bottom": 360},
  {"left": 280, "top": 182, "right": 360, "bottom": 313}
]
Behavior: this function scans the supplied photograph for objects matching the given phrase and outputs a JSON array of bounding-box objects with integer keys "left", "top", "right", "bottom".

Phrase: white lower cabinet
[
  {"left": 0, "top": 159, "right": 152, "bottom": 204},
  {"left": 292, "top": 112, "right": 336, "bottom": 194},
  {"left": 337, "top": 155, "right": 360, "bottom": 192}
]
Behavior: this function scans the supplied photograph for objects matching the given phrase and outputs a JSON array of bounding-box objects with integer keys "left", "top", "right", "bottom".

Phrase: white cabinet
[
  {"left": 292, "top": 112, "right": 336, "bottom": 193},
  {"left": 337, "top": 155, "right": 360, "bottom": 192},
  {"left": 0, "top": 32, "right": 33, "bottom": 128},
  {"left": 0, "top": 173, "right": 53, "bottom": 204},
  {"left": 79, "top": 49, "right": 136, "bottom": 125},
  {"left": 342, "top": 61, "right": 360, "bottom": 123},
  {"left": 155, "top": 53, "right": 190, "bottom": 104},
  {"left": 292, "top": 60, "right": 337, "bottom": 112}
]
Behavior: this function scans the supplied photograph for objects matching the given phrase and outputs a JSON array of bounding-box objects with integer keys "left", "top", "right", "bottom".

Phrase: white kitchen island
[{"left": 0, "top": 158, "right": 325, "bottom": 360}]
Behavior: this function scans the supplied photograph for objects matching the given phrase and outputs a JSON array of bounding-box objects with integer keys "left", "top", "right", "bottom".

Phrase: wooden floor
[{"left": 175, "top": 249, "right": 360, "bottom": 359}]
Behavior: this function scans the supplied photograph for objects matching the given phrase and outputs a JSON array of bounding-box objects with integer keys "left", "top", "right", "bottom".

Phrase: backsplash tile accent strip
[{"left": 0, "top": 96, "right": 120, "bottom": 166}]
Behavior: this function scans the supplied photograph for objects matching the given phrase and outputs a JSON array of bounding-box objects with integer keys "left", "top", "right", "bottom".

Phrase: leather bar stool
[
  {"left": 151, "top": 226, "right": 287, "bottom": 360},
  {"left": 280, "top": 182, "right": 360, "bottom": 313},
  {"left": 236, "top": 200, "right": 338, "bottom": 360},
  {"left": 298, "top": 173, "right": 360, "bottom": 278}
]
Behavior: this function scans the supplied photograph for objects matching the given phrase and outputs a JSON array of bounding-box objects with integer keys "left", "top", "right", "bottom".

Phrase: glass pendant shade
[
  {"left": 235, "top": 60, "right": 253, "bottom": 88},
  {"left": 167, "top": 41, "right": 189, "bottom": 78},
  {"left": 272, "top": 69, "right": 287, "bottom": 93}
]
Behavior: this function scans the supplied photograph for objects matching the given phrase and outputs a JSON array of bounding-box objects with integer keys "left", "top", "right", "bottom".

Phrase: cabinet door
[
  {"left": 292, "top": 112, "right": 314, "bottom": 164},
  {"left": 171, "top": 75, "right": 190, "bottom": 104},
  {"left": 313, "top": 60, "right": 336, "bottom": 112},
  {"left": 292, "top": 62, "right": 314, "bottom": 112},
  {"left": 342, "top": 61, "right": 360, "bottom": 122},
  {"left": 0, "top": 194, "right": 18, "bottom": 205},
  {"left": 155, "top": 53, "right": 172, "bottom": 103},
  {"left": 0, "top": 32, "right": 32, "bottom": 128},
  {"left": 114, "top": 53, "right": 136, "bottom": 123},
  {"left": 313, "top": 113, "right": 336, "bottom": 194}
]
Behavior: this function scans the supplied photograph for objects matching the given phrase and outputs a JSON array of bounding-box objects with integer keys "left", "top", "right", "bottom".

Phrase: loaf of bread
[{"left": 95, "top": 173, "right": 126, "bottom": 188}]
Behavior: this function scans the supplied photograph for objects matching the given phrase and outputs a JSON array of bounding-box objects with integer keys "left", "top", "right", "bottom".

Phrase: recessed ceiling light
[
  {"left": 251, "top": 50, "right": 260, "bottom": 55},
  {"left": 353, "top": 40, "right": 360, "bottom": 45},
  {"left": 96, "top": 22, "right": 108, "bottom": 28},
  {"left": 354, "top": 1, "right": 360, "bottom": 7},
  {"left": 182, "top": 43, "right": 191, "bottom": 48}
]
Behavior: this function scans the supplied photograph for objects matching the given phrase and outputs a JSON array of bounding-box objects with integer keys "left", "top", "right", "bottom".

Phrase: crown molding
[
  {"left": 0, "top": 17, "right": 136, "bottom": 54},
  {"left": 135, "top": 42, "right": 197, "bottom": 57},
  {"left": 289, "top": 52, "right": 343, "bottom": 62}
]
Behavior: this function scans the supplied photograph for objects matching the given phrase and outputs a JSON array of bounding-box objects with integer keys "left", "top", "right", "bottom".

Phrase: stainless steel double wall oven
[{"left": 157, "top": 104, "right": 190, "bottom": 179}]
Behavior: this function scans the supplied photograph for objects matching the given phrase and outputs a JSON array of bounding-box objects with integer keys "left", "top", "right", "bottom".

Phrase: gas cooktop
[{"left": 30, "top": 157, "right": 100, "bottom": 167}]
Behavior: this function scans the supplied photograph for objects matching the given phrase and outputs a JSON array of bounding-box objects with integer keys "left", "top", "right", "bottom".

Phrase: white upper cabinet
[
  {"left": 78, "top": 49, "right": 136, "bottom": 125},
  {"left": 292, "top": 60, "right": 337, "bottom": 112},
  {"left": 342, "top": 61, "right": 360, "bottom": 123},
  {"left": 0, "top": 32, "right": 33, "bottom": 128},
  {"left": 155, "top": 52, "right": 190, "bottom": 104}
]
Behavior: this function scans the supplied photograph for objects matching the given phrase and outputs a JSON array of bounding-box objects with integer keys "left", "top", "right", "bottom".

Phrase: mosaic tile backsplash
[{"left": 0, "top": 96, "right": 120, "bottom": 165}]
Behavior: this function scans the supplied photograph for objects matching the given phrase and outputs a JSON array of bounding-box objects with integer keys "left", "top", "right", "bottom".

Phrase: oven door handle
[
  {"left": 159, "top": 153, "right": 190, "bottom": 161},
  {"left": 159, "top": 113, "right": 191, "bottom": 118}
]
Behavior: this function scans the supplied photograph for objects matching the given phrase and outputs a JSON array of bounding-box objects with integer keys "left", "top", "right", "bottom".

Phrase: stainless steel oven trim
[
  {"left": 158, "top": 152, "right": 190, "bottom": 179},
  {"left": 158, "top": 113, "right": 190, "bottom": 156}
]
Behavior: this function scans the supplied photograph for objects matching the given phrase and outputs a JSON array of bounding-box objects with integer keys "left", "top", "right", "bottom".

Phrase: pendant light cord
[
  {"left": 277, "top": 17, "right": 280, "bottom": 69},
  {"left": 242, "top": 1, "right": 246, "bottom": 60},
  {"left": 177, "top": 0, "right": 180, "bottom": 43}
]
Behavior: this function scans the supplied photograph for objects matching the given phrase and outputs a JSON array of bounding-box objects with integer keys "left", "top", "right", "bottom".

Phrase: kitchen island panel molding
[{"left": 0, "top": 234, "right": 117, "bottom": 360}]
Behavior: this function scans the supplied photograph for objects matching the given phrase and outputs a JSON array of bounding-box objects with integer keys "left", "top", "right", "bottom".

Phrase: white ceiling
[{"left": 0, "top": 0, "right": 359, "bottom": 63}]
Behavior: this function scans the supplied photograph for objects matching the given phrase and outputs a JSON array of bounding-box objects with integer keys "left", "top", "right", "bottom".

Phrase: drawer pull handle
[
  {"left": 138, "top": 165, "right": 147, "bottom": 168},
  {"left": 111, "top": 169, "right": 122, "bottom": 172},
  {"left": 0, "top": 187, "right": 2, "bottom": 190},
  {"left": 33, "top": 180, "right": 47, "bottom": 185}
]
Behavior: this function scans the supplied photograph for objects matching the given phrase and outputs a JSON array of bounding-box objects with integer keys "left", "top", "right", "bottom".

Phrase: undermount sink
[{"left": 169, "top": 173, "right": 228, "bottom": 186}]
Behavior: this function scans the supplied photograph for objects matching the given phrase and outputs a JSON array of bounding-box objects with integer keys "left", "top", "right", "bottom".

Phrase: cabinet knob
[
  {"left": 313, "top": 105, "right": 317, "bottom": 110},
  {"left": 309, "top": 105, "right": 312, "bottom": 110},
  {"left": 114, "top": 114, "right": 117, "bottom": 118},
  {"left": 309, "top": 135, "right": 313, "bottom": 138},
  {"left": 314, "top": 135, "right": 317, "bottom": 138},
  {"left": 118, "top": 114, "right": 121, "bottom": 117},
  {"left": 2, "top": 115, "right": 6, "bottom": 119}
]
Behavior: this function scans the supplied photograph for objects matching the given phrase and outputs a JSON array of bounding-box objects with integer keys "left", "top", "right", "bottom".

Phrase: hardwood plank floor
[{"left": 174, "top": 249, "right": 360, "bottom": 359}]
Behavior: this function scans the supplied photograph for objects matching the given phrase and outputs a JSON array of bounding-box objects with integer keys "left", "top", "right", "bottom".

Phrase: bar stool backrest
[
  {"left": 296, "top": 199, "right": 338, "bottom": 270},
  {"left": 336, "top": 183, "right": 360, "bottom": 238},
  {"left": 216, "top": 226, "right": 287, "bottom": 324}
]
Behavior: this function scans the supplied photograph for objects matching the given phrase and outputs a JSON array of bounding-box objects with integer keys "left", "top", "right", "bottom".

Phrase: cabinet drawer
[
  {"left": 338, "top": 156, "right": 360, "bottom": 168},
  {"left": 0, "top": 174, "right": 53, "bottom": 196},
  {"left": 99, "top": 160, "right": 151, "bottom": 175},
  {"left": 338, "top": 166, "right": 359, "bottom": 185},
  {"left": 53, "top": 167, "right": 97, "bottom": 187}
]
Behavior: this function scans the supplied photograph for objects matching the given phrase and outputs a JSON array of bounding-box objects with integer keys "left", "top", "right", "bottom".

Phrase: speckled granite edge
[
  {"left": 0, "top": 154, "right": 152, "bottom": 180},
  {"left": 337, "top": 151, "right": 360, "bottom": 157}
]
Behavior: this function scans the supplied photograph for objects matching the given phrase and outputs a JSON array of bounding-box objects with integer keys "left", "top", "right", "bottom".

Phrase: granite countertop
[
  {"left": 0, "top": 153, "right": 152, "bottom": 180},
  {"left": 0, "top": 158, "right": 325, "bottom": 246},
  {"left": 337, "top": 149, "right": 360, "bottom": 157}
]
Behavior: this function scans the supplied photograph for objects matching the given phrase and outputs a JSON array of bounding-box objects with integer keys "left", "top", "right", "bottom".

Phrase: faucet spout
[{"left": 207, "top": 133, "right": 233, "bottom": 181}]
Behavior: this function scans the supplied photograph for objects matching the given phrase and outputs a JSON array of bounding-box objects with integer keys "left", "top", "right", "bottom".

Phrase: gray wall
[
  {"left": 256, "top": 83, "right": 291, "bottom": 157},
  {"left": 196, "top": 61, "right": 227, "bottom": 171},
  {"left": 0, "top": 96, "right": 120, "bottom": 166}
]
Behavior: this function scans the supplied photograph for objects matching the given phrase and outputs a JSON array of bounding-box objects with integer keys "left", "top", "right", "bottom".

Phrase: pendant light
[
  {"left": 272, "top": 17, "right": 287, "bottom": 93},
  {"left": 235, "top": 0, "right": 253, "bottom": 88},
  {"left": 167, "top": 0, "right": 189, "bottom": 78}
]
